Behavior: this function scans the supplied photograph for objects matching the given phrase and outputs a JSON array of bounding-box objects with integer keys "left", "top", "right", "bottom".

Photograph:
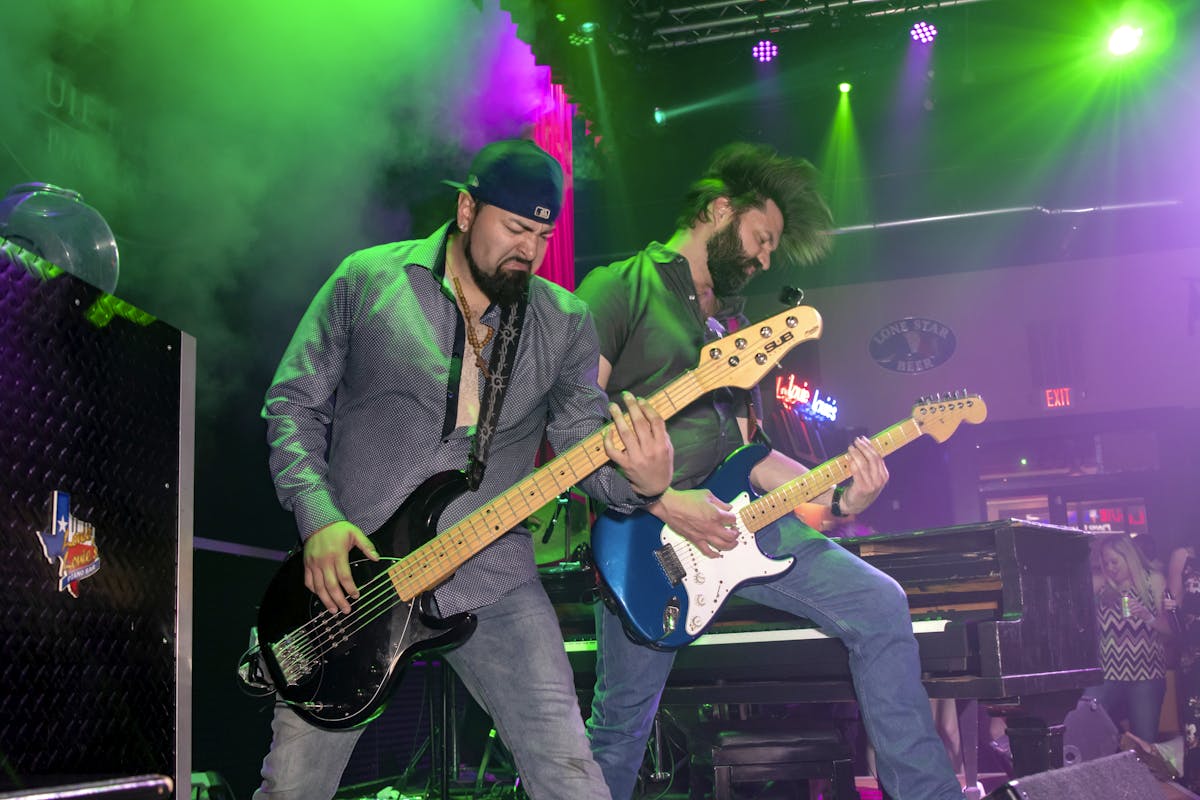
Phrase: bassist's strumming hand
[{"left": 303, "top": 521, "right": 380, "bottom": 614}]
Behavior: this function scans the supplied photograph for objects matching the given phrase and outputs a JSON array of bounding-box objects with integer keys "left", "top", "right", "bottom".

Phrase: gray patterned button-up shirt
[{"left": 263, "top": 222, "right": 643, "bottom": 614}]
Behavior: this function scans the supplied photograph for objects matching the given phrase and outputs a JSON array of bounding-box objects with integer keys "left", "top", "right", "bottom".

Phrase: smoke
[
  {"left": 0, "top": 0, "right": 553, "bottom": 404},
  {"left": 0, "top": 0, "right": 560, "bottom": 535}
]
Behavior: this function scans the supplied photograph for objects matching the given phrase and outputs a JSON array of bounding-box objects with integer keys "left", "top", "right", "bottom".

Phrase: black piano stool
[{"left": 690, "top": 722, "right": 857, "bottom": 800}]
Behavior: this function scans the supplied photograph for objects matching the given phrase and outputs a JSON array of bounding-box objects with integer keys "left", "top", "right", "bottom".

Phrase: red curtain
[{"left": 533, "top": 80, "right": 576, "bottom": 291}]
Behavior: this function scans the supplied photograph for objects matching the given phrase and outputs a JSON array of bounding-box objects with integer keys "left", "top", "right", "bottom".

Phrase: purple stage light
[
  {"left": 910, "top": 21, "right": 938, "bottom": 44},
  {"left": 752, "top": 39, "right": 778, "bottom": 63}
]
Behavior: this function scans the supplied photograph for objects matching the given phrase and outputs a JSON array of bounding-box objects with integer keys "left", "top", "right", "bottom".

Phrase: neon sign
[
  {"left": 775, "top": 374, "right": 839, "bottom": 422},
  {"left": 1045, "top": 387, "right": 1072, "bottom": 408},
  {"left": 775, "top": 374, "right": 812, "bottom": 409}
]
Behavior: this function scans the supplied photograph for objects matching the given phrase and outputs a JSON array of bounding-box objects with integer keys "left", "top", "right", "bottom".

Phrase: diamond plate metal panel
[{"left": 0, "top": 256, "right": 181, "bottom": 785}]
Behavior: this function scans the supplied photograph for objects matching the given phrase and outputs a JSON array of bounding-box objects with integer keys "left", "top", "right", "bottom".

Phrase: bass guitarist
[
  {"left": 576, "top": 142, "right": 963, "bottom": 800},
  {"left": 255, "top": 139, "right": 673, "bottom": 800}
]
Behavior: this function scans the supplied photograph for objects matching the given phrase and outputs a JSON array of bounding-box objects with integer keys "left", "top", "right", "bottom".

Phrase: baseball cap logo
[{"left": 534, "top": 206, "right": 550, "bottom": 219}]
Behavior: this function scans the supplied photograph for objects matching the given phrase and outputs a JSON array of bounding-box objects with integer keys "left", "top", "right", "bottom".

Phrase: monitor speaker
[
  {"left": 984, "top": 750, "right": 1163, "bottom": 800},
  {"left": 1062, "top": 695, "right": 1120, "bottom": 766}
]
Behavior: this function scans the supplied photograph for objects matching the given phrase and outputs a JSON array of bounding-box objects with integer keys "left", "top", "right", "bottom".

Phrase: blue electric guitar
[{"left": 591, "top": 393, "right": 988, "bottom": 650}]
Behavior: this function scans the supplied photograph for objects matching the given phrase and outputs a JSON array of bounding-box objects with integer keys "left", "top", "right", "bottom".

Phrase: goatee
[{"left": 464, "top": 227, "right": 530, "bottom": 306}]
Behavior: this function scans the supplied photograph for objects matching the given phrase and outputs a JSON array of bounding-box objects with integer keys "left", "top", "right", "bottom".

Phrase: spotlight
[
  {"left": 569, "top": 21, "right": 596, "bottom": 46},
  {"left": 752, "top": 40, "right": 778, "bottom": 63},
  {"left": 910, "top": 21, "right": 938, "bottom": 44},
  {"left": 1108, "top": 24, "right": 1143, "bottom": 55},
  {"left": 838, "top": 82, "right": 852, "bottom": 94},
  {"left": 653, "top": 107, "right": 667, "bottom": 125}
]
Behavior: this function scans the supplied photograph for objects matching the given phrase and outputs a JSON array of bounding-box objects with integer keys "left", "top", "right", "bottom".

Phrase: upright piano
[{"left": 545, "top": 519, "right": 1101, "bottom": 777}]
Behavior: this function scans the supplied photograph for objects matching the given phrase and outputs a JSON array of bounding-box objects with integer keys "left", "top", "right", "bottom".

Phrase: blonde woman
[{"left": 1085, "top": 534, "right": 1173, "bottom": 743}]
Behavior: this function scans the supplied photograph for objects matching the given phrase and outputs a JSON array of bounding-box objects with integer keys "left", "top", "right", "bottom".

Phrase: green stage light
[
  {"left": 838, "top": 82, "right": 852, "bottom": 94},
  {"left": 1108, "top": 24, "right": 1144, "bottom": 55},
  {"left": 652, "top": 107, "right": 667, "bottom": 125}
]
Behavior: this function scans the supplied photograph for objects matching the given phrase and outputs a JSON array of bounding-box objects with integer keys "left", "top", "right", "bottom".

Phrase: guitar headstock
[
  {"left": 911, "top": 391, "right": 988, "bottom": 442},
  {"left": 693, "top": 306, "right": 823, "bottom": 391}
]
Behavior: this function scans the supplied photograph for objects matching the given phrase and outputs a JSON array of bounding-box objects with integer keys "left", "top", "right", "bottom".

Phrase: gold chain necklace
[{"left": 452, "top": 275, "right": 494, "bottom": 379}]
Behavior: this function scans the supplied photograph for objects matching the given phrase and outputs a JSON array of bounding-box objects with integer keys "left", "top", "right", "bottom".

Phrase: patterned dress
[
  {"left": 1088, "top": 581, "right": 1168, "bottom": 743},
  {"left": 1178, "top": 555, "right": 1200, "bottom": 790},
  {"left": 1097, "top": 584, "right": 1166, "bottom": 682}
]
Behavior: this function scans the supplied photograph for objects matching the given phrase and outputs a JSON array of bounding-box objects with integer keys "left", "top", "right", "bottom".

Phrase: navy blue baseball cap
[{"left": 444, "top": 139, "right": 564, "bottom": 224}]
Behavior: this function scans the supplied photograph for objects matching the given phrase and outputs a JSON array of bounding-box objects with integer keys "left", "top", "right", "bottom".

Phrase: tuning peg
[{"left": 778, "top": 285, "right": 805, "bottom": 306}]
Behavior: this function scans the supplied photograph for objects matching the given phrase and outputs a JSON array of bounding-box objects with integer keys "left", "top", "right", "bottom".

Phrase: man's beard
[
  {"left": 464, "top": 228, "right": 531, "bottom": 307},
  {"left": 706, "top": 218, "right": 759, "bottom": 298}
]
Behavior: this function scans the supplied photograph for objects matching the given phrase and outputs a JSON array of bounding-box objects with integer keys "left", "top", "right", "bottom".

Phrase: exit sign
[{"left": 1045, "top": 387, "right": 1072, "bottom": 408}]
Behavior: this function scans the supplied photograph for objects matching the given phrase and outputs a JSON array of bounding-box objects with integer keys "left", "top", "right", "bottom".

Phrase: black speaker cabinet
[
  {"left": 985, "top": 750, "right": 1162, "bottom": 799},
  {"left": 0, "top": 254, "right": 195, "bottom": 796}
]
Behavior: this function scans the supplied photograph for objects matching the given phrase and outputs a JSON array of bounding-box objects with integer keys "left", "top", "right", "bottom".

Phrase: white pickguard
[{"left": 660, "top": 491, "right": 795, "bottom": 635}]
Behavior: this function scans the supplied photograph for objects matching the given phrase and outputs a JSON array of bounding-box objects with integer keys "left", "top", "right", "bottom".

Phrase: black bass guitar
[
  {"left": 591, "top": 394, "right": 988, "bottom": 649},
  {"left": 247, "top": 305, "right": 824, "bottom": 729}
]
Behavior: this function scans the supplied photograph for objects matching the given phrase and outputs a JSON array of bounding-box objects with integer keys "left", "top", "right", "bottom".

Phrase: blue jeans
[
  {"left": 1084, "top": 677, "right": 1166, "bottom": 743},
  {"left": 254, "top": 580, "right": 611, "bottom": 800},
  {"left": 587, "top": 518, "right": 961, "bottom": 800}
]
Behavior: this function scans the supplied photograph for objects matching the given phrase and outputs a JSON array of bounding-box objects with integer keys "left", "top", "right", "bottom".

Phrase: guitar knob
[
  {"left": 786, "top": 316, "right": 798, "bottom": 328},
  {"left": 759, "top": 326, "right": 772, "bottom": 337},
  {"left": 755, "top": 353, "right": 767, "bottom": 365},
  {"left": 735, "top": 338, "right": 747, "bottom": 349},
  {"left": 708, "top": 347, "right": 722, "bottom": 360},
  {"left": 727, "top": 356, "right": 740, "bottom": 367}
]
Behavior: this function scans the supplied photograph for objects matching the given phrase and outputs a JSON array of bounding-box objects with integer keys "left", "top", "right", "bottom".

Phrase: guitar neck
[
  {"left": 739, "top": 417, "right": 925, "bottom": 533},
  {"left": 387, "top": 371, "right": 705, "bottom": 600}
]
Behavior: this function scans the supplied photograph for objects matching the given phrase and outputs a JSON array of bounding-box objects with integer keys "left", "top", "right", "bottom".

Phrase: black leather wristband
[{"left": 831, "top": 483, "right": 850, "bottom": 517}]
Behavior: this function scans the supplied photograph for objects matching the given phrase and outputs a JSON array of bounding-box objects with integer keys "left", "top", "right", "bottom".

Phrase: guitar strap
[{"left": 466, "top": 293, "right": 528, "bottom": 491}]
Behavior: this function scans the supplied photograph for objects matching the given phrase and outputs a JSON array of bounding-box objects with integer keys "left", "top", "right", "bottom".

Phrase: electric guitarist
[{"left": 576, "top": 142, "right": 964, "bottom": 800}]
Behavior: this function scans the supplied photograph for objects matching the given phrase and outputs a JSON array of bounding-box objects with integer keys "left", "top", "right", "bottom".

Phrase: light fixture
[
  {"left": 910, "top": 21, "right": 938, "bottom": 44},
  {"left": 1108, "top": 24, "right": 1143, "bottom": 56},
  {"left": 752, "top": 39, "right": 778, "bottom": 63}
]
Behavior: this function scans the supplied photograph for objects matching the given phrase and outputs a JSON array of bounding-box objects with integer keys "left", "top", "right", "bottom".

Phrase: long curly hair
[{"left": 675, "top": 142, "right": 834, "bottom": 268}]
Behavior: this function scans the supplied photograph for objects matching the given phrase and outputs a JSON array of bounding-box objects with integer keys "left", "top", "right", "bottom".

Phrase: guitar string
[
  {"left": 276, "top": 369, "right": 704, "bottom": 666},
  {"left": 285, "top": 383, "right": 883, "bottom": 670},
  {"left": 658, "top": 420, "right": 929, "bottom": 610},
  {"left": 275, "top": 323, "right": 818, "bottom": 671},
  {"left": 271, "top": 316, "right": 817, "bottom": 670}
]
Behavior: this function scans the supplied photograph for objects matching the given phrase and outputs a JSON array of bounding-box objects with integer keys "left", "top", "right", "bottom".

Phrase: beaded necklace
[{"left": 452, "top": 275, "right": 494, "bottom": 379}]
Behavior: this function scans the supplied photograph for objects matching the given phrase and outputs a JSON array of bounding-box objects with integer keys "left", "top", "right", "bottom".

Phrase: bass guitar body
[{"left": 255, "top": 471, "right": 476, "bottom": 730}]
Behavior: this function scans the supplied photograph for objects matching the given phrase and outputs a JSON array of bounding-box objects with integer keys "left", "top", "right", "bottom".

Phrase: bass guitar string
[{"left": 272, "top": 316, "right": 815, "bottom": 670}]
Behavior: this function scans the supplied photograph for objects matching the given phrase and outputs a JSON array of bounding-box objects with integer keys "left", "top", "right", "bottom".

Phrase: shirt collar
[{"left": 644, "top": 241, "right": 748, "bottom": 319}]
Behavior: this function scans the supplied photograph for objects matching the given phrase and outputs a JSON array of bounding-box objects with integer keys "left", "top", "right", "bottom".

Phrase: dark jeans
[{"left": 1084, "top": 677, "right": 1167, "bottom": 743}]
